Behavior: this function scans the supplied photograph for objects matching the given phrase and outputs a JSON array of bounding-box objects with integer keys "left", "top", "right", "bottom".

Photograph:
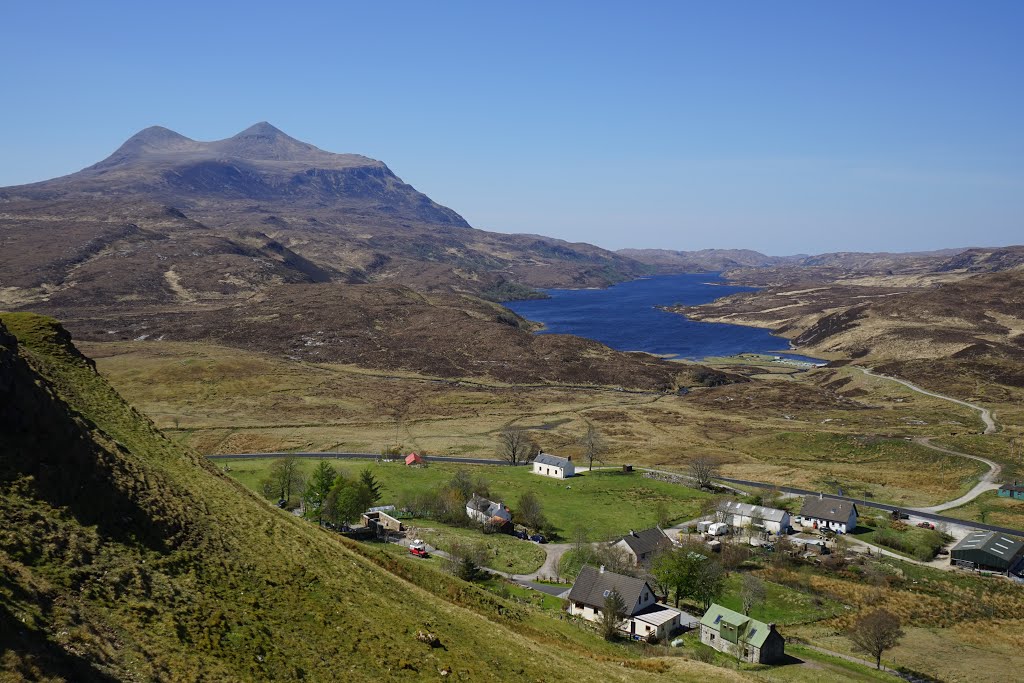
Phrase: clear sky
[{"left": 1, "top": 1, "right": 1021, "bottom": 255}]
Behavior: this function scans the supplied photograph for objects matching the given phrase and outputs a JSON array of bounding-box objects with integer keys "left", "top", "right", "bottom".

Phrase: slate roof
[
  {"left": 1000, "top": 482, "right": 1024, "bottom": 494},
  {"left": 951, "top": 530, "right": 1024, "bottom": 561},
  {"left": 718, "top": 500, "right": 789, "bottom": 524},
  {"left": 700, "top": 604, "right": 774, "bottom": 648},
  {"left": 568, "top": 565, "right": 651, "bottom": 613},
  {"left": 467, "top": 494, "right": 506, "bottom": 517},
  {"left": 534, "top": 452, "right": 572, "bottom": 468},
  {"left": 617, "top": 527, "right": 672, "bottom": 557},
  {"left": 799, "top": 495, "right": 857, "bottom": 524}
]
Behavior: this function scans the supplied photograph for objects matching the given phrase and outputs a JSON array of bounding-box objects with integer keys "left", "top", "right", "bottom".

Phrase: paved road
[
  {"left": 913, "top": 438, "right": 1002, "bottom": 513},
  {"left": 856, "top": 366, "right": 997, "bottom": 434},
  {"left": 208, "top": 451, "right": 525, "bottom": 466}
]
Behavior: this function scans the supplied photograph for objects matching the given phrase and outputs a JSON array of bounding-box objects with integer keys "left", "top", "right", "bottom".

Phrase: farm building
[
  {"left": 700, "top": 603, "right": 785, "bottom": 664},
  {"left": 950, "top": 530, "right": 1024, "bottom": 574},
  {"left": 795, "top": 494, "right": 858, "bottom": 534},
  {"left": 717, "top": 500, "right": 791, "bottom": 535},
  {"left": 465, "top": 494, "right": 512, "bottom": 525},
  {"left": 532, "top": 452, "right": 574, "bottom": 479},
  {"left": 998, "top": 481, "right": 1024, "bottom": 500},
  {"left": 405, "top": 452, "right": 425, "bottom": 466},
  {"left": 568, "top": 565, "right": 689, "bottom": 641},
  {"left": 361, "top": 510, "right": 404, "bottom": 535},
  {"left": 612, "top": 527, "right": 672, "bottom": 567}
]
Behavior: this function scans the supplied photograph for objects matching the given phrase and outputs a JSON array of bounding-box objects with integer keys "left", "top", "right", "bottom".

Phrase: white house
[
  {"left": 717, "top": 500, "right": 791, "bottom": 535},
  {"left": 795, "top": 494, "right": 858, "bottom": 534},
  {"left": 532, "top": 452, "right": 575, "bottom": 479},
  {"left": 612, "top": 527, "right": 672, "bottom": 567},
  {"left": 465, "top": 494, "right": 512, "bottom": 525},
  {"left": 567, "top": 565, "right": 688, "bottom": 641}
]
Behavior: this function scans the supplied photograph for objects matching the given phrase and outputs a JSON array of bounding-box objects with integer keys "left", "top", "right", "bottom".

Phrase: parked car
[
  {"left": 529, "top": 534, "right": 547, "bottom": 544},
  {"left": 916, "top": 522, "right": 936, "bottom": 530},
  {"left": 409, "top": 540, "right": 430, "bottom": 558},
  {"left": 277, "top": 499, "right": 287, "bottom": 509},
  {"left": 513, "top": 530, "right": 529, "bottom": 540}
]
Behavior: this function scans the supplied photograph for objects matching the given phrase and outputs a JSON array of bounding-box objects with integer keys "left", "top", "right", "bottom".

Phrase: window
[
  {"left": 710, "top": 634, "right": 715, "bottom": 642},
  {"left": 603, "top": 590, "right": 611, "bottom": 597}
]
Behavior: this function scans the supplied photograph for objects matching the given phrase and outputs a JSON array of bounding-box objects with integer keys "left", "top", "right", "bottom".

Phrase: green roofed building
[
  {"left": 950, "top": 530, "right": 1024, "bottom": 574},
  {"left": 699, "top": 603, "right": 785, "bottom": 664}
]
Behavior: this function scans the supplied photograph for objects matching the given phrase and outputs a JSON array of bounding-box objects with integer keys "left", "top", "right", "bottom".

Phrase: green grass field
[
  {"left": 711, "top": 572, "right": 845, "bottom": 626},
  {"left": 410, "top": 521, "right": 546, "bottom": 574},
  {"left": 220, "top": 457, "right": 712, "bottom": 539}
]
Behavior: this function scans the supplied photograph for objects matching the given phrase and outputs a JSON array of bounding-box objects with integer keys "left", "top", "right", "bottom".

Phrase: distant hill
[
  {"left": 616, "top": 248, "right": 794, "bottom": 272},
  {"left": 0, "top": 313, "right": 728, "bottom": 682}
]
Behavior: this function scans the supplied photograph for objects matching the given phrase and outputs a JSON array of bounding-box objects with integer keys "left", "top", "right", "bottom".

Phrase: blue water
[{"left": 505, "top": 273, "right": 823, "bottom": 363}]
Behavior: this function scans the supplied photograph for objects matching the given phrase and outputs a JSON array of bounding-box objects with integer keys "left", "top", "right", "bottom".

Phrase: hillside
[
  {"left": 615, "top": 248, "right": 792, "bottom": 273},
  {"left": 0, "top": 313, "right": 736, "bottom": 682}
]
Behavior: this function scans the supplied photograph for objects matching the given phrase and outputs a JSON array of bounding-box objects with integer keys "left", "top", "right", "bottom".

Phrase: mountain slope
[{"left": 0, "top": 313, "right": 731, "bottom": 681}]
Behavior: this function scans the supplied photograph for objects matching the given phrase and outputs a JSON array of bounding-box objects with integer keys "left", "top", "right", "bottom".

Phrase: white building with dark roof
[
  {"left": 795, "top": 494, "right": 858, "bottom": 534},
  {"left": 718, "top": 501, "right": 791, "bottom": 535},
  {"left": 465, "top": 494, "right": 512, "bottom": 525},
  {"left": 612, "top": 527, "right": 673, "bottom": 567},
  {"left": 568, "top": 565, "right": 689, "bottom": 641},
  {"left": 532, "top": 452, "right": 574, "bottom": 479}
]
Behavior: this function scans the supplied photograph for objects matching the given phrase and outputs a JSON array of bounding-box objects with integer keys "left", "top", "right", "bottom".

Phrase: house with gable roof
[
  {"left": 568, "top": 565, "right": 691, "bottom": 641},
  {"left": 465, "top": 494, "right": 512, "bottom": 525},
  {"left": 612, "top": 527, "right": 673, "bottom": 567},
  {"left": 532, "top": 452, "right": 575, "bottom": 479},
  {"left": 700, "top": 603, "right": 785, "bottom": 663},
  {"left": 795, "top": 493, "right": 858, "bottom": 534}
]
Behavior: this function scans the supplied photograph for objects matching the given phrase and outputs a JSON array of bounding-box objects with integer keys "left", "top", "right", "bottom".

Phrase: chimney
[
  {"left": 567, "top": 455, "right": 572, "bottom": 461},
  {"left": 599, "top": 565, "right": 605, "bottom": 574},
  {"left": 768, "top": 623, "right": 777, "bottom": 632}
]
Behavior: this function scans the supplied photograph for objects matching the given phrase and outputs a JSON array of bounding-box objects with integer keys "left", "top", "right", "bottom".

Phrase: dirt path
[
  {"left": 520, "top": 542, "right": 573, "bottom": 582},
  {"left": 855, "top": 366, "right": 997, "bottom": 434}
]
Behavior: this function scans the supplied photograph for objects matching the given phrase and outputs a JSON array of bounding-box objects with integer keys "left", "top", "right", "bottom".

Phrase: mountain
[
  {"left": 0, "top": 123, "right": 648, "bottom": 310},
  {"left": 0, "top": 313, "right": 729, "bottom": 681}
]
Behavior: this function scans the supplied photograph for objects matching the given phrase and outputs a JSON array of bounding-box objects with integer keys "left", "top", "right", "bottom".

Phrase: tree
[
  {"left": 327, "top": 480, "right": 375, "bottom": 526},
  {"left": 359, "top": 468, "right": 383, "bottom": 505},
  {"left": 571, "top": 524, "right": 590, "bottom": 553},
  {"left": 654, "top": 501, "right": 671, "bottom": 528},
  {"left": 445, "top": 541, "right": 485, "bottom": 581},
  {"left": 651, "top": 544, "right": 708, "bottom": 607},
  {"left": 496, "top": 426, "right": 537, "bottom": 465},
  {"left": 266, "top": 456, "right": 304, "bottom": 504},
  {"left": 516, "top": 491, "right": 548, "bottom": 531},
  {"left": 303, "top": 460, "right": 337, "bottom": 525},
  {"left": 848, "top": 609, "right": 904, "bottom": 670},
  {"left": 740, "top": 574, "right": 766, "bottom": 616},
  {"left": 579, "top": 423, "right": 607, "bottom": 471},
  {"left": 693, "top": 559, "right": 725, "bottom": 611},
  {"left": 689, "top": 455, "right": 720, "bottom": 490},
  {"left": 600, "top": 589, "right": 627, "bottom": 640}
]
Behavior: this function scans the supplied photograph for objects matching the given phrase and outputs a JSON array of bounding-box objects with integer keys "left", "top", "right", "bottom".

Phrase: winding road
[{"left": 855, "top": 366, "right": 997, "bottom": 434}]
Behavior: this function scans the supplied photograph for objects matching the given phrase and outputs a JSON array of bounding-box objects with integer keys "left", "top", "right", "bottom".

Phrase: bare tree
[
  {"left": 689, "top": 455, "right": 721, "bottom": 490},
  {"left": 848, "top": 609, "right": 904, "bottom": 670},
  {"left": 740, "top": 574, "right": 766, "bottom": 615},
  {"left": 496, "top": 426, "right": 538, "bottom": 465},
  {"left": 579, "top": 423, "right": 607, "bottom": 471},
  {"left": 267, "top": 456, "right": 304, "bottom": 504}
]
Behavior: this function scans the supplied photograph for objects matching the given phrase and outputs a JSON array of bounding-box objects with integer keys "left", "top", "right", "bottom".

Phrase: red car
[
  {"left": 409, "top": 540, "right": 429, "bottom": 558},
  {"left": 916, "top": 522, "right": 936, "bottom": 530}
]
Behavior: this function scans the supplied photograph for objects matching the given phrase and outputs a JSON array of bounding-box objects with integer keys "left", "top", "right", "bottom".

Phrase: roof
[
  {"left": 799, "top": 495, "right": 857, "bottom": 524},
  {"left": 404, "top": 452, "right": 423, "bottom": 464},
  {"left": 632, "top": 603, "right": 681, "bottom": 627},
  {"left": 467, "top": 494, "right": 505, "bottom": 517},
  {"left": 951, "top": 530, "right": 1024, "bottom": 561},
  {"left": 617, "top": 527, "right": 672, "bottom": 557},
  {"left": 1000, "top": 482, "right": 1024, "bottom": 493},
  {"left": 718, "top": 500, "right": 789, "bottom": 524},
  {"left": 533, "top": 452, "right": 572, "bottom": 468},
  {"left": 700, "top": 604, "right": 774, "bottom": 648},
  {"left": 568, "top": 565, "right": 652, "bottom": 613}
]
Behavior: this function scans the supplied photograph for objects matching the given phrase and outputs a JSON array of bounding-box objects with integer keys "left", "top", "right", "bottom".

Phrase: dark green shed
[{"left": 950, "top": 531, "right": 1024, "bottom": 573}]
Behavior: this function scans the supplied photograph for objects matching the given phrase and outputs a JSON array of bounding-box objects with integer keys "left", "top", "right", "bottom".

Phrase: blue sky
[{"left": 1, "top": 1, "right": 1021, "bottom": 255}]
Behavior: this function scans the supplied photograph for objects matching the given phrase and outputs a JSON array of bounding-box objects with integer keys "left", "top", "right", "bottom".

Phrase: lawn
[
  {"left": 408, "top": 521, "right": 546, "bottom": 575},
  {"left": 849, "top": 514, "right": 949, "bottom": 561},
  {"left": 221, "top": 457, "right": 712, "bottom": 540},
  {"left": 712, "top": 572, "right": 845, "bottom": 626}
]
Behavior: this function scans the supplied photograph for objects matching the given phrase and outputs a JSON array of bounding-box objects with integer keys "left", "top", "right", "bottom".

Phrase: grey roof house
[
  {"left": 796, "top": 494, "right": 858, "bottom": 534},
  {"left": 568, "top": 565, "right": 687, "bottom": 641},
  {"left": 612, "top": 527, "right": 673, "bottom": 567},
  {"left": 532, "top": 452, "right": 575, "bottom": 479}
]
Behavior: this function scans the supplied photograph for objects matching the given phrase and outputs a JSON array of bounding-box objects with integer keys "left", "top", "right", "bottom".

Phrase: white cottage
[
  {"left": 532, "top": 452, "right": 575, "bottom": 479},
  {"left": 795, "top": 494, "right": 858, "bottom": 534},
  {"left": 465, "top": 494, "right": 512, "bottom": 525},
  {"left": 717, "top": 500, "right": 791, "bottom": 535},
  {"left": 567, "top": 565, "right": 686, "bottom": 641}
]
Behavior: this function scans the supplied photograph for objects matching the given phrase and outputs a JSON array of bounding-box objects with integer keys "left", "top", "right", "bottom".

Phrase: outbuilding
[
  {"left": 950, "top": 530, "right": 1024, "bottom": 574},
  {"left": 998, "top": 481, "right": 1024, "bottom": 500},
  {"left": 532, "top": 452, "right": 575, "bottom": 479}
]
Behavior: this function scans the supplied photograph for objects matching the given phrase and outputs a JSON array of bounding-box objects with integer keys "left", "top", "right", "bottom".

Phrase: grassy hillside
[{"left": 0, "top": 312, "right": 738, "bottom": 682}]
